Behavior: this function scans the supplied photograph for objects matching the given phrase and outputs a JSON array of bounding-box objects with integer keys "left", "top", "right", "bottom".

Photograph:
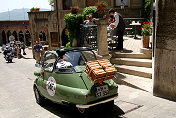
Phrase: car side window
[{"left": 43, "top": 53, "right": 57, "bottom": 72}]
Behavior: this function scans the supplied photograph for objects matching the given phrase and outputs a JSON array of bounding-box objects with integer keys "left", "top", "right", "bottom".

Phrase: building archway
[
  {"left": 25, "top": 30, "right": 31, "bottom": 46},
  {"left": 12, "top": 31, "right": 18, "bottom": 41},
  {"left": 39, "top": 31, "right": 46, "bottom": 42},
  {"left": 2, "top": 30, "right": 6, "bottom": 44},
  {"left": 7, "top": 30, "right": 11, "bottom": 43},
  {"left": 19, "top": 31, "right": 24, "bottom": 42}
]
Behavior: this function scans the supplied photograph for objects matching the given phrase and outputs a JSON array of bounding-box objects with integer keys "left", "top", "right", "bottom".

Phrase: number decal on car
[{"left": 46, "top": 77, "right": 56, "bottom": 96}]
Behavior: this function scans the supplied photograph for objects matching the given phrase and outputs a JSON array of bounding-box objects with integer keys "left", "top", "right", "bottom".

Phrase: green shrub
[
  {"left": 64, "top": 13, "right": 83, "bottom": 47},
  {"left": 66, "top": 42, "right": 71, "bottom": 48},
  {"left": 82, "top": 6, "right": 98, "bottom": 20},
  {"left": 142, "top": 0, "right": 152, "bottom": 20}
]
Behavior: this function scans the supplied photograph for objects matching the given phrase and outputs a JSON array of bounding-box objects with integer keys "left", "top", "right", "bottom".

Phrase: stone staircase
[{"left": 111, "top": 48, "right": 152, "bottom": 79}]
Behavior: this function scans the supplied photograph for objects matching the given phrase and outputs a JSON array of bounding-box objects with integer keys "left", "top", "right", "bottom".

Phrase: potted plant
[
  {"left": 30, "top": 7, "right": 40, "bottom": 12},
  {"left": 141, "top": 22, "right": 152, "bottom": 48},
  {"left": 96, "top": 1, "right": 108, "bottom": 18}
]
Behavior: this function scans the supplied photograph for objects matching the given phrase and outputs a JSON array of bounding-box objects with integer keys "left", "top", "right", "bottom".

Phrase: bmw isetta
[{"left": 33, "top": 47, "right": 118, "bottom": 113}]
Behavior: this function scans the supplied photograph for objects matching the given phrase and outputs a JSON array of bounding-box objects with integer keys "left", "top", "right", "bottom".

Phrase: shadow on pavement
[
  {"left": 41, "top": 100, "right": 125, "bottom": 118},
  {"left": 114, "top": 73, "right": 148, "bottom": 92}
]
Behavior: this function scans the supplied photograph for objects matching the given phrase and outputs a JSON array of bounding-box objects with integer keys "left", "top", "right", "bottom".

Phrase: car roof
[{"left": 55, "top": 47, "right": 94, "bottom": 53}]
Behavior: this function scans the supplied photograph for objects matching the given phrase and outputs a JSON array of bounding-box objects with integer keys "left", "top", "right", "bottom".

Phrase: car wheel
[
  {"left": 77, "top": 108, "right": 86, "bottom": 114},
  {"left": 34, "top": 86, "right": 44, "bottom": 105}
]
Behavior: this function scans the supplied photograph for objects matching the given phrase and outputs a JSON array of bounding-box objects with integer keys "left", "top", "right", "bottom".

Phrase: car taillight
[
  {"left": 85, "top": 94, "right": 88, "bottom": 99},
  {"left": 8, "top": 55, "right": 11, "bottom": 56},
  {"left": 99, "top": 82, "right": 103, "bottom": 85},
  {"left": 41, "top": 72, "right": 44, "bottom": 76}
]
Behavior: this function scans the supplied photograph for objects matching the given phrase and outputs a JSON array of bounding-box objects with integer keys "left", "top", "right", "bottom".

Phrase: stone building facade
[
  {"left": 153, "top": 0, "right": 176, "bottom": 101},
  {"left": 55, "top": 0, "right": 143, "bottom": 47},
  {"left": 28, "top": 11, "right": 58, "bottom": 49},
  {"left": 28, "top": 0, "right": 143, "bottom": 49},
  {"left": 0, "top": 21, "right": 30, "bottom": 46}
]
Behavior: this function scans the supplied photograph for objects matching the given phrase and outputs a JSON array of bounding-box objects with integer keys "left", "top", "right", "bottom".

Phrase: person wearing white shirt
[{"left": 109, "top": 9, "right": 125, "bottom": 50}]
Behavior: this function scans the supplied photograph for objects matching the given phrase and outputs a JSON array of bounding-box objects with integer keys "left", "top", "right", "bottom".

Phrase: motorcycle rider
[{"left": 3, "top": 46, "right": 13, "bottom": 62}]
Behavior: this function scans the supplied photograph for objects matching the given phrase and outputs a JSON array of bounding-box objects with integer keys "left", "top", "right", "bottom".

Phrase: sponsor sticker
[{"left": 46, "top": 77, "right": 56, "bottom": 96}]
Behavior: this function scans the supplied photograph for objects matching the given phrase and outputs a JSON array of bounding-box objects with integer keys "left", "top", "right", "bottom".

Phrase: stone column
[
  {"left": 153, "top": 0, "right": 176, "bottom": 101},
  {"left": 95, "top": 19, "right": 109, "bottom": 57}
]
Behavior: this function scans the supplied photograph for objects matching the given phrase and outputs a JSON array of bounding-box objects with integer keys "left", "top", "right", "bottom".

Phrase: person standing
[
  {"left": 21, "top": 42, "right": 26, "bottom": 55},
  {"left": 109, "top": 9, "right": 125, "bottom": 50},
  {"left": 33, "top": 41, "right": 43, "bottom": 64}
]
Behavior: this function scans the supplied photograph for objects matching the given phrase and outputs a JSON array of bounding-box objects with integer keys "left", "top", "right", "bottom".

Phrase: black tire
[
  {"left": 106, "top": 100, "right": 114, "bottom": 108},
  {"left": 77, "top": 108, "right": 86, "bottom": 114},
  {"left": 34, "top": 86, "right": 45, "bottom": 105},
  {"left": 9, "top": 59, "right": 12, "bottom": 63}
]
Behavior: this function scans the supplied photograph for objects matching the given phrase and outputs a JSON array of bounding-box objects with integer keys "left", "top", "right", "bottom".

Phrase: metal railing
[{"left": 80, "top": 24, "right": 97, "bottom": 49}]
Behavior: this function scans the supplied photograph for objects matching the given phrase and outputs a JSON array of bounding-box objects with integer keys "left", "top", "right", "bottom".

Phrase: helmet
[{"left": 36, "top": 41, "right": 39, "bottom": 44}]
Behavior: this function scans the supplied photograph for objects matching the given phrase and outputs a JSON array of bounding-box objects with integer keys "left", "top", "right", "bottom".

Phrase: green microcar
[{"left": 33, "top": 47, "right": 118, "bottom": 113}]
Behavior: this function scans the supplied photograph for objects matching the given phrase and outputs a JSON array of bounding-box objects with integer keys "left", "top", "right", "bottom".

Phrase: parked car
[{"left": 33, "top": 47, "right": 118, "bottom": 113}]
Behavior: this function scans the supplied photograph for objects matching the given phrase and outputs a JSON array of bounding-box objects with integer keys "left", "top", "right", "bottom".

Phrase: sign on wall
[{"left": 116, "top": 0, "right": 128, "bottom": 6}]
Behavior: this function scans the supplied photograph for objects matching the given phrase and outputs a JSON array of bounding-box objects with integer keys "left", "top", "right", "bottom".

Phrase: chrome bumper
[{"left": 76, "top": 95, "right": 118, "bottom": 109}]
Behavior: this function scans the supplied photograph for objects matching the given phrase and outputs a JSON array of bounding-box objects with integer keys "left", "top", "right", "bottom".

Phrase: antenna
[
  {"left": 23, "top": 7, "right": 25, "bottom": 20},
  {"left": 8, "top": 8, "right": 10, "bottom": 20}
]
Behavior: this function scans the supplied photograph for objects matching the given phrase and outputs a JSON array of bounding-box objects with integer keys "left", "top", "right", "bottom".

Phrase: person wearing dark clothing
[
  {"left": 61, "top": 27, "right": 69, "bottom": 47},
  {"left": 109, "top": 9, "right": 125, "bottom": 50}
]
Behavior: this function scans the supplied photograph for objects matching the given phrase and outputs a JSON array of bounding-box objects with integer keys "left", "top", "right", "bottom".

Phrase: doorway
[{"left": 2, "top": 30, "right": 6, "bottom": 44}]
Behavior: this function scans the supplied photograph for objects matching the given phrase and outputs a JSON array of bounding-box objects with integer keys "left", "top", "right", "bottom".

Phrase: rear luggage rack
[{"left": 85, "top": 59, "right": 117, "bottom": 83}]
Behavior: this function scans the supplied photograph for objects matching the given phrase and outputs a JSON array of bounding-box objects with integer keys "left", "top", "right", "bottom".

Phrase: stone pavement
[
  {"left": 1, "top": 47, "right": 175, "bottom": 118},
  {"left": 123, "top": 36, "right": 142, "bottom": 53},
  {"left": 116, "top": 84, "right": 176, "bottom": 118}
]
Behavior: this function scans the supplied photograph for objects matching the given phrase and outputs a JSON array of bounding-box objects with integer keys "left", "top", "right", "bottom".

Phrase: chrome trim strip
[{"left": 76, "top": 95, "right": 118, "bottom": 109}]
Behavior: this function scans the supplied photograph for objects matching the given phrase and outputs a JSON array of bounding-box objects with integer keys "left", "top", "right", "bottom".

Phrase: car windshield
[{"left": 55, "top": 50, "right": 96, "bottom": 73}]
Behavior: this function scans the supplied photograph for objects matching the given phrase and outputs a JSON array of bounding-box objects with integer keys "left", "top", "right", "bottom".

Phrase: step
[
  {"left": 114, "top": 72, "right": 153, "bottom": 92},
  {"left": 111, "top": 58, "right": 152, "bottom": 68},
  {"left": 115, "top": 65, "right": 152, "bottom": 79},
  {"left": 140, "top": 48, "right": 152, "bottom": 54},
  {"left": 112, "top": 52, "right": 152, "bottom": 59}
]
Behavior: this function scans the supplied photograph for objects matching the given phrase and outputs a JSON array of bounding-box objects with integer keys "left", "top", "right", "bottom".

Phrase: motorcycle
[{"left": 3, "top": 49, "right": 13, "bottom": 63}]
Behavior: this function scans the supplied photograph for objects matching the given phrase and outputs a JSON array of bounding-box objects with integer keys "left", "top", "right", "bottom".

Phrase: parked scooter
[{"left": 3, "top": 46, "right": 14, "bottom": 63}]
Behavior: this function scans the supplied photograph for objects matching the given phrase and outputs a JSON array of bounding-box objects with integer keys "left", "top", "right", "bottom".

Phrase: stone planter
[
  {"left": 95, "top": 18, "right": 109, "bottom": 56},
  {"left": 142, "top": 36, "right": 150, "bottom": 48}
]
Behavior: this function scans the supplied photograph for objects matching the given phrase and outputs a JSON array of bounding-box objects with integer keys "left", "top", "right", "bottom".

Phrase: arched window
[
  {"left": 63, "top": 0, "right": 72, "bottom": 10},
  {"left": 2, "top": 30, "right": 6, "bottom": 44},
  {"left": 7, "top": 30, "right": 11, "bottom": 42},
  {"left": 25, "top": 30, "right": 31, "bottom": 46},
  {"left": 19, "top": 31, "right": 24, "bottom": 42},
  {"left": 12, "top": 31, "right": 18, "bottom": 41}
]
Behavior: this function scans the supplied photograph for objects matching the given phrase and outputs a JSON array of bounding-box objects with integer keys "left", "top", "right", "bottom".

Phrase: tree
[
  {"left": 142, "top": 0, "right": 152, "bottom": 20},
  {"left": 48, "top": 0, "right": 54, "bottom": 7}
]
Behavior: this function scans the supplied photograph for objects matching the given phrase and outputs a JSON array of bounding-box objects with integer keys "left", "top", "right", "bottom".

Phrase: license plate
[{"left": 95, "top": 85, "right": 109, "bottom": 98}]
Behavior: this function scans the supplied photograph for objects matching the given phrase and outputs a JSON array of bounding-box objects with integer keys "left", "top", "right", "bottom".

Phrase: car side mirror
[{"left": 34, "top": 70, "right": 41, "bottom": 76}]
